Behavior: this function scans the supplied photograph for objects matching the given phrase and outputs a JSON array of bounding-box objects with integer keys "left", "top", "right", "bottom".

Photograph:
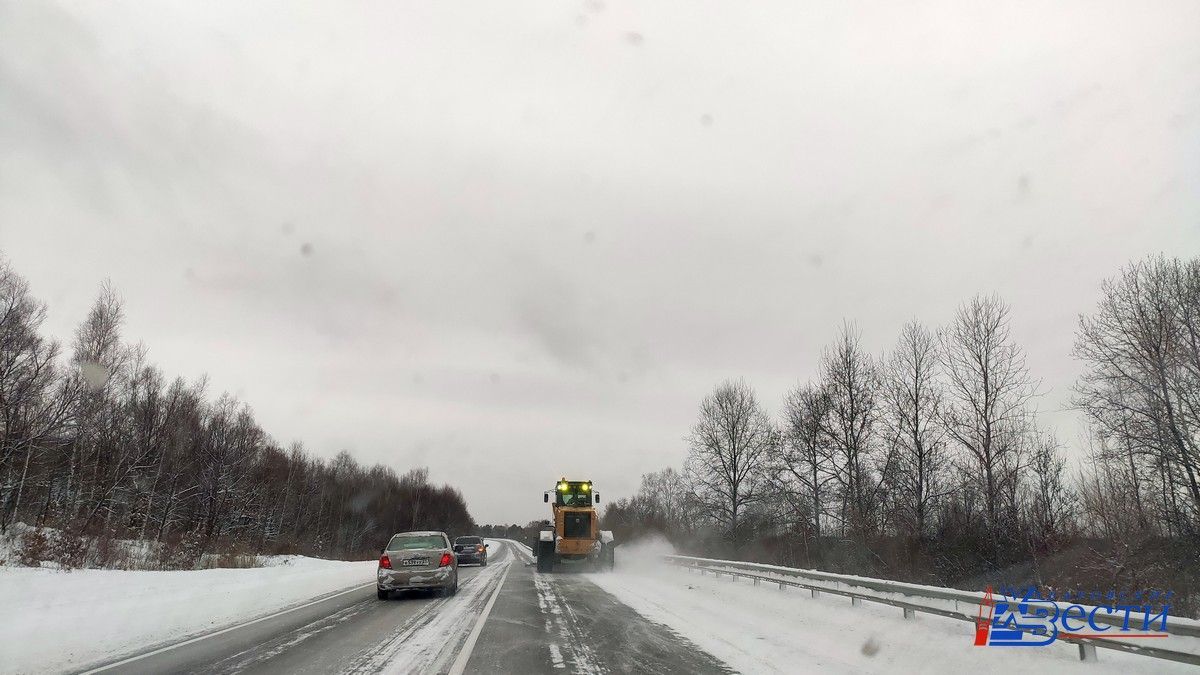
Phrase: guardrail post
[
  {"left": 903, "top": 608, "right": 915, "bottom": 619},
  {"left": 812, "top": 589, "right": 820, "bottom": 598},
  {"left": 851, "top": 597, "right": 862, "bottom": 607},
  {"left": 1078, "top": 643, "right": 1097, "bottom": 662},
  {"left": 753, "top": 577, "right": 760, "bottom": 586},
  {"left": 779, "top": 582, "right": 786, "bottom": 591}
]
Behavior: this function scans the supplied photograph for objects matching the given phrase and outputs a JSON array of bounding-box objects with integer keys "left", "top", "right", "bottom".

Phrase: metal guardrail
[{"left": 664, "top": 554, "right": 1200, "bottom": 667}]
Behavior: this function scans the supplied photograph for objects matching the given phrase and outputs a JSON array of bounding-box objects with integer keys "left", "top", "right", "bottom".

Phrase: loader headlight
[
  {"left": 581, "top": 484, "right": 589, "bottom": 491},
  {"left": 558, "top": 483, "right": 567, "bottom": 491}
]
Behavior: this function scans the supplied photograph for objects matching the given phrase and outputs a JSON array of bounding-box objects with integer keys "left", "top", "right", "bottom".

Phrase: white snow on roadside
[
  {"left": 0, "top": 555, "right": 375, "bottom": 674},
  {"left": 585, "top": 547, "right": 1196, "bottom": 675},
  {"left": 0, "top": 523, "right": 276, "bottom": 571},
  {"left": 507, "top": 539, "right": 535, "bottom": 562},
  {"left": 672, "top": 553, "right": 1200, "bottom": 632}
]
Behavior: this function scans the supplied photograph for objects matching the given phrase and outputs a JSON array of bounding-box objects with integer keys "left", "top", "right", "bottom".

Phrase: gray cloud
[{"left": 2, "top": 0, "right": 1198, "bottom": 524}]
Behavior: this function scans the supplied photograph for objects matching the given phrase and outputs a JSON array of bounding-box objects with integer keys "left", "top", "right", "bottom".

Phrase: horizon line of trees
[
  {"left": 0, "top": 254, "right": 473, "bottom": 564},
  {"left": 605, "top": 254, "right": 1200, "bottom": 601}
]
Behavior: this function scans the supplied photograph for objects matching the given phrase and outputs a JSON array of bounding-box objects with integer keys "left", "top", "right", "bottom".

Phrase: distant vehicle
[
  {"left": 453, "top": 536, "right": 489, "bottom": 566},
  {"left": 377, "top": 531, "right": 458, "bottom": 600}
]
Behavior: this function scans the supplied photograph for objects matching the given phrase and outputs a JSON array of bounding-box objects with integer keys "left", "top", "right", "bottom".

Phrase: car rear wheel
[{"left": 377, "top": 588, "right": 389, "bottom": 600}]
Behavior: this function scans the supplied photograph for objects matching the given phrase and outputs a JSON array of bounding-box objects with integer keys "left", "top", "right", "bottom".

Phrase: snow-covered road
[{"left": 1, "top": 539, "right": 1189, "bottom": 674}]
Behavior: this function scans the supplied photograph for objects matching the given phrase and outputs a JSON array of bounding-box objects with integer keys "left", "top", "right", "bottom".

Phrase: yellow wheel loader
[{"left": 535, "top": 478, "right": 616, "bottom": 572}]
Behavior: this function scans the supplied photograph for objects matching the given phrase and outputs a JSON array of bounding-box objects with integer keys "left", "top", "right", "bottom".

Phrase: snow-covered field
[
  {"left": 584, "top": 540, "right": 1195, "bottom": 674},
  {"left": 0, "top": 554, "right": 375, "bottom": 674}
]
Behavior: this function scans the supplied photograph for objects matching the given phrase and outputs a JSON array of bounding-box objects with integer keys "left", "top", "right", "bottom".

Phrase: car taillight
[
  {"left": 439, "top": 552, "right": 453, "bottom": 567},
  {"left": 379, "top": 554, "right": 392, "bottom": 569},
  {"left": 476, "top": 545, "right": 484, "bottom": 553}
]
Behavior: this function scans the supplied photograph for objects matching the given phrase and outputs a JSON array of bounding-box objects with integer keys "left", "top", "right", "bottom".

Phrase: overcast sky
[{"left": 2, "top": 0, "right": 1198, "bottom": 525}]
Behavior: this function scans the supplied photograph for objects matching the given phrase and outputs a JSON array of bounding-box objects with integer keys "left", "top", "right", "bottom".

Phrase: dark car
[{"left": 453, "top": 536, "right": 488, "bottom": 566}]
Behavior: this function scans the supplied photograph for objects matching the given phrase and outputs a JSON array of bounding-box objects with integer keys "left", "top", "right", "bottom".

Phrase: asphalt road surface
[{"left": 79, "top": 540, "right": 730, "bottom": 675}]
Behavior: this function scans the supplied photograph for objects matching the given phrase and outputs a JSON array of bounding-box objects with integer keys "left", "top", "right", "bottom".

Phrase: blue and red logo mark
[{"left": 974, "top": 586, "right": 1171, "bottom": 647}]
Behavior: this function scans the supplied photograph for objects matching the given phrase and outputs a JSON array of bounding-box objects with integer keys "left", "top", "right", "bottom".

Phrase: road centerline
[{"left": 448, "top": 541, "right": 514, "bottom": 675}]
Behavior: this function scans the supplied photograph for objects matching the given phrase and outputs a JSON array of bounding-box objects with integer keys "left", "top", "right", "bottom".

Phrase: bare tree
[
  {"left": 773, "top": 383, "right": 832, "bottom": 539},
  {"left": 638, "top": 467, "right": 697, "bottom": 533},
  {"left": 818, "top": 323, "right": 885, "bottom": 537},
  {"left": 881, "top": 321, "right": 948, "bottom": 537},
  {"left": 601, "top": 467, "right": 703, "bottom": 546},
  {"left": 685, "top": 379, "right": 776, "bottom": 553},
  {"left": 1023, "top": 432, "right": 1073, "bottom": 543},
  {"left": 939, "top": 294, "right": 1036, "bottom": 534},
  {"left": 1075, "top": 256, "right": 1200, "bottom": 533},
  {"left": 0, "top": 256, "right": 476, "bottom": 562},
  {"left": 67, "top": 281, "right": 131, "bottom": 527},
  {"left": 0, "top": 260, "right": 73, "bottom": 530}
]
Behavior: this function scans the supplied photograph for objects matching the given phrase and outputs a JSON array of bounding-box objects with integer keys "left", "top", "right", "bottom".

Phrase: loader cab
[{"left": 543, "top": 480, "right": 598, "bottom": 507}]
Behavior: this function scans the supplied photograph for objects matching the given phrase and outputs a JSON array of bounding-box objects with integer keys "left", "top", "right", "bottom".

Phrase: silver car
[{"left": 376, "top": 531, "right": 459, "bottom": 600}]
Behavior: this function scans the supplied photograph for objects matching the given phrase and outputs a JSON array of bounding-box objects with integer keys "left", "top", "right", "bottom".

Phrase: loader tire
[{"left": 536, "top": 541, "right": 555, "bottom": 572}]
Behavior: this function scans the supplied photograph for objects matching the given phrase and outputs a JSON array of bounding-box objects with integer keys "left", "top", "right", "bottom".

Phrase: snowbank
[
  {"left": 585, "top": 558, "right": 1196, "bottom": 674},
  {"left": 0, "top": 523, "right": 278, "bottom": 571},
  {"left": 0, "top": 555, "right": 375, "bottom": 674}
]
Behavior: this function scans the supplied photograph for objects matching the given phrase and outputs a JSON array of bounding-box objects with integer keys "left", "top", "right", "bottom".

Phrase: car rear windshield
[
  {"left": 387, "top": 535, "right": 444, "bottom": 551},
  {"left": 455, "top": 537, "right": 481, "bottom": 544}
]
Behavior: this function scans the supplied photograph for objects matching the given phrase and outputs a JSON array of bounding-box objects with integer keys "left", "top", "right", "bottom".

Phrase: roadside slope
[
  {"left": 584, "top": 557, "right": 1195, "bottom": 674},
  {"left": 0, "top": 556, "right": 374, "bottom": 674}
]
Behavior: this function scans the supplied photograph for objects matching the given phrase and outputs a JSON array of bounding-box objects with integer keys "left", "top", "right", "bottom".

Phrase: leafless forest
[
  {"left": 0, "top": 255, "right": 473, "bottom": 567},
  {"left": 606, "top": 255, "right": 1200, "bottom": 614}
]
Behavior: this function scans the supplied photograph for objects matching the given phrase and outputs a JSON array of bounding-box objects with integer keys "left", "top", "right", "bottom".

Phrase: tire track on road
[
  {"left": 346, "top": 540, "right": 515, "bottom": 675},
  {"left": 462, "top": 539, "right": 730, "bottom": 674},
  {"left": 532, "top": 571, "right": 606, "bottom": 674}
]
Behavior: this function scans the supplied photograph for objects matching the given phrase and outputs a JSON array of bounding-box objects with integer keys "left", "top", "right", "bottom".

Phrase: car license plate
[{"left": 401, "top": 557, "right": 427, "bottom": 567}]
